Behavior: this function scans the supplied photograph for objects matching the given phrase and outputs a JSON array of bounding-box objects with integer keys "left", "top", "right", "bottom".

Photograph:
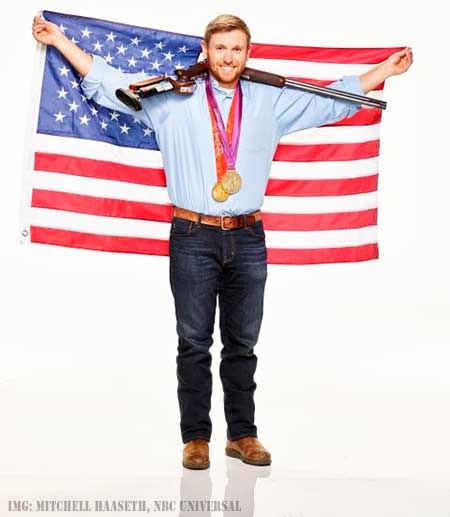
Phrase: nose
[{"left": 223, "top": 49, "right": 233, "bottom": 64}]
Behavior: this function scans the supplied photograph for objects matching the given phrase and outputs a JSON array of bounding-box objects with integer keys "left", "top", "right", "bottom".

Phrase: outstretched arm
[
  {"left": 359, "top": 47, "right": 413, "bottom": 94},
  {"left": 32, "top": 14, "right": 92, "bottom": 77},
  {"left": 31, "top": 13, "right": 171, "bottom": 128}
]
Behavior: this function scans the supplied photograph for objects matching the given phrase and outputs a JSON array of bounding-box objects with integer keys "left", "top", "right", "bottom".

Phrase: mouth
[{"left": 219, "top": 66, "right": 236, "bottom": 75}]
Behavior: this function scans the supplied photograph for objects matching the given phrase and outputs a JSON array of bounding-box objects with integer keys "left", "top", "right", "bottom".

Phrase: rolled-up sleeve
[
  {"left": 274, "top": 75, "right": 364, "bottom": 136},
  {"left": 80, "top": 54, "right": 170, "bottom": 129}
]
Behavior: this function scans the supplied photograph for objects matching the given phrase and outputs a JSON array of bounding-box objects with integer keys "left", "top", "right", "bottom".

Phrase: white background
[{"left": 1, "top": 0, "right": 449, "bottom": 485}]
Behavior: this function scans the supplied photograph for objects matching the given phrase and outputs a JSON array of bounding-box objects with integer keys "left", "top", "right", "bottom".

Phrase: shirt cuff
[
  {"left": 338, "top": 75, "right": 365, "bottom": 107},
  {"left": 340, "top": 75, "right": 364, "bottom": 95},
  {"left": 80, "top": 54, "right": 108, "bottom": 99}
]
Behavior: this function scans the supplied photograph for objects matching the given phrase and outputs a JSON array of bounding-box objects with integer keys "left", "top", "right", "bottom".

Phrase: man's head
[{"left": 200, "top": 14, "right": 251, "bottom": 89}]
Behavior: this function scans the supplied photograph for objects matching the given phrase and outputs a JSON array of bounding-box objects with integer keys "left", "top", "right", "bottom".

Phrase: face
[{"left": 200, "top": 29, "right": 251, "bottom": 89}]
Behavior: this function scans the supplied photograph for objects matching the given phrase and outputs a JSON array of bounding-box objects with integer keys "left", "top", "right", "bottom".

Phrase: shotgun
[{"left": 116, "top": 59, "right": 386, "bottom": 111}]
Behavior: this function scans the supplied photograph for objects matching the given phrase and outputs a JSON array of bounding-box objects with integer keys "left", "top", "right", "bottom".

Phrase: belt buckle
[{"left": 220, "top": 215, "right": 231, "bottom": 231}]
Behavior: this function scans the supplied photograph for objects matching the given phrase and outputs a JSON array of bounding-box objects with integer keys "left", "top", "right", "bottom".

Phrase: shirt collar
[{"left": 207, "top": 73, "right": 250, "bottom": 99}]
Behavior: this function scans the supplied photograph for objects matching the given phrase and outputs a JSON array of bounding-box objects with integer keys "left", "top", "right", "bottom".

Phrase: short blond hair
[{"left": 203, "top": 14, "right": 251, "bottom": 48}]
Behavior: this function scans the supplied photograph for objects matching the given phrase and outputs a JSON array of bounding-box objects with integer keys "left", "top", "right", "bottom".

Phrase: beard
[{"left": 208, "top": 63, "right": 243, "bottom": 88}]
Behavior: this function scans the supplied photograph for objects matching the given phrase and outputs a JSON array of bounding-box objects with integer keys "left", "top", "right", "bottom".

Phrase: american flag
[{"left": 21, "top": 10, "right": 403, "bottom": 265}]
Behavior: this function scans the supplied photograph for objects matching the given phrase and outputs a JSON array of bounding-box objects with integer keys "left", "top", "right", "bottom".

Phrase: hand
[
  {"left": 385, "top": 47, "right": 413, "bottom": 77},
  {"left": 32, "top": 14, "right": 64, "bottom": 46}
]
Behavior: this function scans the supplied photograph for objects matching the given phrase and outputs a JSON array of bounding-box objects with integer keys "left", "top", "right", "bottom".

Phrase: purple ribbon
[{"left": 205, "top": 74, "right": 243, "bottom": 170}]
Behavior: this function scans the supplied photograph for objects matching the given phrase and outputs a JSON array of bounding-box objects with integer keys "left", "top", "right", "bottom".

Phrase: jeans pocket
[
  {"left": 244, "top": 220, "right": 266, "bottom": 240},
  {"left": 170, "top": 217, "right": 198, "bottom": 236}
]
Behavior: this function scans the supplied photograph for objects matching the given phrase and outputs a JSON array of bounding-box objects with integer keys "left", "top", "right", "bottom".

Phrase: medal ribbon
[{"left": 205, "top": 75, "right": 242, "bottom": 182}]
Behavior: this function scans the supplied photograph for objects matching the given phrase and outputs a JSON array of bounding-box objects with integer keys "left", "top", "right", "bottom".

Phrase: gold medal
[
  {"left": 212, "top": 181, "right": 229, "bottom": 202},
  {"left": 221, "top": 169, "right": 242, "bottom": 194}
]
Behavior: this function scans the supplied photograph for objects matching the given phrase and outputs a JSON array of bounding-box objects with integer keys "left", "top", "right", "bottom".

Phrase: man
[{"left": 32, "top": 13, "right": 413, "bottom": 470}]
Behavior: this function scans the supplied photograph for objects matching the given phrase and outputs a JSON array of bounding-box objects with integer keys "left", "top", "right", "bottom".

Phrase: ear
[
  {"left": 243, "top": 42, "right": 251, "bottom": 65},
  {"left": 200, "top": 39, "right": 207, "bottom": 58}
]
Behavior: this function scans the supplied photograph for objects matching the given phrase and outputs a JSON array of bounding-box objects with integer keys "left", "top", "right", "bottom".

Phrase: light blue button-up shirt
[{"left": 81, "top": 54, "right": 364, "bottom": 216}]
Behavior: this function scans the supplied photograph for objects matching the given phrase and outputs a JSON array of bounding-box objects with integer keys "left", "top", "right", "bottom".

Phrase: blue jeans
[{"left": 169, "top": 215, "right": 268, "bottom": 443}]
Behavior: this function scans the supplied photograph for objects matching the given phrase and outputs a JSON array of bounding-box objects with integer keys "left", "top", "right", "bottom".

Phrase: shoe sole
[
  {"left": 182, "top": 461, "right": 210, "bottom": 470},
  {"left": 225, "top": 447, "right": 272, "bottom": 466}
]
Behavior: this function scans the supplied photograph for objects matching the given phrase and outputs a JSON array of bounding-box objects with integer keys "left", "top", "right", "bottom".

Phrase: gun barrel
[
  {"left": 240, "top": 66, "right": 385, "bottom": 110},
  {"left": 284, "top": 78, "right": 386, "bottom": 110}
]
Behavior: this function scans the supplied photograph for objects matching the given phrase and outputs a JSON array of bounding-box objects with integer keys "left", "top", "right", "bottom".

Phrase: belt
[{"left": 172, "top": 206, "right": 261, "bottom": 230}]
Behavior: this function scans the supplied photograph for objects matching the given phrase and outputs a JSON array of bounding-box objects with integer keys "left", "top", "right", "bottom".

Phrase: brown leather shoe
[
  {"left": 182, "top": 439, "right": 210, "bottom": 469},
  {"left": 225, "top": 436, "right": 271, "bottom": 466}
]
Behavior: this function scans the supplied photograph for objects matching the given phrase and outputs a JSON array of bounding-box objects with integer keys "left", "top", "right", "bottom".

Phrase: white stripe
[
  {"left": 266, "top": 225, "right": 378, "bottom": 249},
  {"left": 29, "top": 206, "right": 170, "bottom": 239},
  {"left": 248, "top": 57, "right": 374, "bottom": 80},
  {"left": 34, "top": 133, "right": 164, "bottom": 169},
  {"left": 281, "top": 123, "right": 381, "bottom": 145},
  {"left": 32, "top": 170, "right": 171, "bottom": 204},
  {"left": 27, "top": 206, "right": 377, "bottom": 248},
  {"left": 270, "top": 157, "right": 379, "bottom": 180},
  {"left": 263, "top": 191, "right": 378, "bottom": 213},
  {"left": 31, "top": 170, "right": 377, "bottom": 213}
]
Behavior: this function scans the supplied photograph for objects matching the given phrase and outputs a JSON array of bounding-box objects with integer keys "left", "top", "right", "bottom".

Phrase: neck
[
  {"left": 209, "top": 70, "right": 238, "bottom": 90},
  {"left": 220, "top": 82, "right": 236, "bottom": 89}
]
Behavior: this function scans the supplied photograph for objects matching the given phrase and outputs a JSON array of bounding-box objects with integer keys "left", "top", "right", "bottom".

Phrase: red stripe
[
  {"left": 266, "top": 174, "right": 378, "bottom": 197},
  {"left": 34, "top": 152, "right": 166, "bottom": 186},
  {"left": 250, "top": 44, "right": 404, "bottom": 64},
  {"left": 31, "top": 226, "right": 169, "bottom": 256},
  {"left": 31, "top": 190, "right": 377, "bottom": 231},
  {"left": 35, "top": 138, "right": 380, "bottom": 188},
  {"left": 267, "top": 243, "right": 379, "bottom": 264},
  {"left": 325, "top": 108, "right": 382, "bottom": 126},
  {"left": 274, "top": 140, "right": 380, "bottom": 162},
  {"left": 32, "top": 189, "right": 174, "bottom": 221},
  {"left": 261, "top": 209, "right": 377, "bottom": 231},
  {"left": 30, "top": 226, "right": 378, "bottom": 264}
]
